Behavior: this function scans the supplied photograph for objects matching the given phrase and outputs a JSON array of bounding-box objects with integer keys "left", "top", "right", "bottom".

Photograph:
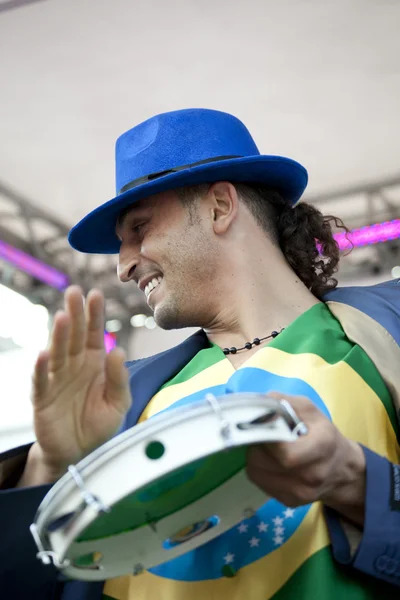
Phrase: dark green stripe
[
  {"left": 271, "top": 546, "right": 398, "bottom": 599},
  {"left": 268, "top": 303, "right": 399, "bottom": 438},
  {"left": 344, "top": 347, "right": 399, "bottom": 441},
  {"left": 160, "top": 344, "right": 224, "bottom": 390},
  {"left": 102, "top": 595, "right": 117, "bottom": 600}
]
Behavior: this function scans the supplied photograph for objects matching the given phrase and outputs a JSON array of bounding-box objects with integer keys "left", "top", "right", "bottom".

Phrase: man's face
[{"left": 116, "top": 190, "right": 219, "bottom": 330}]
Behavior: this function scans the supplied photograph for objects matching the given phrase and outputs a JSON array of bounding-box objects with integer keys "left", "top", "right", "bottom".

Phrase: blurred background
[{"left": 0, "top": 0, "right": 399, "bottom": 451}]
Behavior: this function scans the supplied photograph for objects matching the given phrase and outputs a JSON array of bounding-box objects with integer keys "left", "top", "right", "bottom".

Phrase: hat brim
[{"left": 68, "top": 155, "right": 308, "bottom": 254}]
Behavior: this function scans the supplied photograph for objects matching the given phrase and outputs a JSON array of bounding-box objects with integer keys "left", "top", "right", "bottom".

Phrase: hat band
[{"left": 119, "top": 155, "right": 242, "bottom": 195}]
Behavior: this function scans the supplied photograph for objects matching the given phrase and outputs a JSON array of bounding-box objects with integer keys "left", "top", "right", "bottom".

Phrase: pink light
[
  {"left": 0, "top": 239, "right": 70, "bottom": 290},
  {"left": 334, "top": 219, "right": 400, "bottom": 251},
  {"left": 104, "top": 331, "right": 117, "bottom": 353}
]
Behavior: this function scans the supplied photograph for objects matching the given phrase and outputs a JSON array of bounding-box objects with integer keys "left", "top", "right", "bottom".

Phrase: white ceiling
[{"left": 0, "top": 0, "right": 400, "bottom": 229}]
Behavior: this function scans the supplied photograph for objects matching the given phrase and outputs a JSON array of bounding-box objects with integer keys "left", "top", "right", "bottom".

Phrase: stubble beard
[
  {"left": 152, "top": 293, "right": 184, "bottom": 330},
  {"left": 152, "top": 216, "right": 218, "bottom": 330},
  {"left": 152, "top": 286, "right": 205, "bottom": 330}
]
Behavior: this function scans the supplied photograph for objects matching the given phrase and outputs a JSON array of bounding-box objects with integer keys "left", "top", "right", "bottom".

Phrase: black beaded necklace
[{"left": 222, "top": 329, "right": 284, "bottom": 355}]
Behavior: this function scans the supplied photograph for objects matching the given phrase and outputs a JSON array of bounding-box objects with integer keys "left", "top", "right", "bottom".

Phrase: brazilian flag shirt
[{"left": 103, "top": 303, "right": 400, "bottom": 600}]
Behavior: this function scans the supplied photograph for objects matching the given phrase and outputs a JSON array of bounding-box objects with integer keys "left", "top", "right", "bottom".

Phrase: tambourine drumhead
[
  {"left": 76, "top": 445, "right": 247, "bottom": 543},
  {"left": 31, "top": 393, "right": 302, "bottom": 581}
]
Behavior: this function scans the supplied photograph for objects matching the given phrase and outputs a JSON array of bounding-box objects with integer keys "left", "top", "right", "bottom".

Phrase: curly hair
[{"left": 178, "top": 183, "right": 350, "bottom": 299}]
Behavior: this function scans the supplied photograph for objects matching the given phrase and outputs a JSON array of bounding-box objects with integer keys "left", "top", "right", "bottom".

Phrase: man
[{"left": 1, "top": 108, "right": 400, "bottom": 600}]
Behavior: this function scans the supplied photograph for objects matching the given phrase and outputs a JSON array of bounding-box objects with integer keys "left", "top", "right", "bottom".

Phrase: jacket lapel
[{"left": 123, "top": 329, "right": 208, "bottom": 428}]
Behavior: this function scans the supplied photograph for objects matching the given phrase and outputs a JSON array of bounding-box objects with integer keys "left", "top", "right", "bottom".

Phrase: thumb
[
  {"left": 104, "top": 347, "right": 132, "bottom": 414},
  {"left": 266, "top": 391, "right": 317, "bottom": 419}
]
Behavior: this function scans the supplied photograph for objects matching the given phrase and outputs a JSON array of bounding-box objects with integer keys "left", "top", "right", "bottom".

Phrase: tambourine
[{"left": 30, "top": 392, "right": 307, "bottom": 581}]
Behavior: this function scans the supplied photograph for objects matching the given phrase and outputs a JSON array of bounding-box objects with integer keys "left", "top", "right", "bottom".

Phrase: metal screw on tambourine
[
  {"left": 205, "top": 393, "right": 231, "bottom": 443},
  {"left": 279, "top": 400, "right": 308, "bottom": 437},
  {"left": 243, "top": 507, "right": 255, "bottom": 520},
  {"left": 133, "top": 563, "right": 144, "bottom": 576},
  {"left": 68, "top": 465, "right": 111, "bottom": 514},
  {"left": 30, "top": 523, "right": 71, "bottom": 569}
]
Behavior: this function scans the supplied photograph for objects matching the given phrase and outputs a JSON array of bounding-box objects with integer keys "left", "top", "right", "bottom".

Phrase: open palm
[{"left": 31, "top": 286, "right": 132, "bottom": 474}]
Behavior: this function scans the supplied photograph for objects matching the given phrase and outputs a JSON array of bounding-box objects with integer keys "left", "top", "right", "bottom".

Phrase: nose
[
  {"left": 117, "top": 262, "right": 136, "bottom": 283},
  {"left": 118, "top": 247, "right": 138, "bottom": 283}
]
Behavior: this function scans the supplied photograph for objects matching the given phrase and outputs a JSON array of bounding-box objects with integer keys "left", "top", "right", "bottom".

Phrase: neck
[{"left": 204, "top": 244, "right": 320, "bottom": 350}]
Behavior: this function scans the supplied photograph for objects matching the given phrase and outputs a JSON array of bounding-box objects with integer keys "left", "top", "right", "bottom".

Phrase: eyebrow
[
  {"left": 116, "top": 201, "right": 151, "bottom": 240},
  {"left": 117, "top": 201, "right": 145, "bottom": 229}
]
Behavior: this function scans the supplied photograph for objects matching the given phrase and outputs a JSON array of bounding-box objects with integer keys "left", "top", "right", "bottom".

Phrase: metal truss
[
  {"left": 0, "top": 176, "right": 399, "bottom": 320},
  {"left": 306, "top": 174, "right": 400, "bottom": 226},
  {"left": 0, "top": 181, "right": 146, "bottom": 323},
  {"left": 0, "top": 0, "right": 47, "bottom": 15}
]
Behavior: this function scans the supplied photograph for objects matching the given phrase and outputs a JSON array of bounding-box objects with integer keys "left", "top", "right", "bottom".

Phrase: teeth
[{"left": 144, "top": 276, "right": 163, "bottom": 298}]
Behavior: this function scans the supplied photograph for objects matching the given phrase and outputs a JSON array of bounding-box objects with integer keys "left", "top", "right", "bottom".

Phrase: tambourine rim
[
  {"left": 33, "top": 393, "right": 279, "bottom": 523},
  {"left": 33, "top": 393, "right": 282, "bottom": 527},
  {"left": 30, "top": 393, "right": 304, "bottom": 579}
]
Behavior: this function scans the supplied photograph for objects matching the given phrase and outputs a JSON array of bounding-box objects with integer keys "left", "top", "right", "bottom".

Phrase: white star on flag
[
  {"left": 249, "top": 537, "right": 260, "bottom": 548},
  {"left": 224, "top": 552, "right": 235, "bottom": 564},
  {"left": 272, "top": 516, "right": 284, "bottom": 527},
  {"left": 284, "top": 508, "right": 295, "bottom": 519},
  {"left": 273, "top": 535, "right": 284, "bottom": 545},
  {"left": 237, "top": 522, "right": 249, "bottom": 533},
  {"left": 274, "top": 525, "right": 285, "bottom": 536},
  {"left": 257, "top": 521, "right": 268, "bottom": 533}
]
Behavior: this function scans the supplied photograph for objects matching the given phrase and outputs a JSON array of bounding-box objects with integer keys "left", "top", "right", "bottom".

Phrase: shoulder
[
  {"left": 324, "top": 278, "right": 400, "bottom": 306},
  {"left": 124, "top": 347, "right": 173, "bottom": 375},
  {"left": 323, "top": 279, "right": 400, "bottom": 345},
  {"left": 124, "top": 328, "right": 208, "bottom": 375}
]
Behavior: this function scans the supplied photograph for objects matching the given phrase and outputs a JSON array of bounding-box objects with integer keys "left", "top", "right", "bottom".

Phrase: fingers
[
  {"left": 247, "top": 434, "right": 324, "bottom": 476},
  {"left": 85, "top": 289, "right": 106, "bottom": 351},
  {"left": 248, "top": 391, "right": 335, "bottom": 469},
  {"left": 48, "top": 311, "right": 70, "bottom": 373},
  {"left": 104, "top": 348, "right": 132, "bottom": 413},
  {"left": 245, "top": 392, "right": 352, "bottom": 507},
  {"left": 267, "top": 391, "right": 317, "bottom": 418},
  {"left": 260, "top": 431, "right": 324, "bottom": 469},
  {"left": 65, "top": 285, "right": 105, "bottom": 353},
  {"left": 65, "top": 286, "right": 86, "bottom": 356},
  {"left": 246, "top": 464, "right": 316, "bottom": 507},
  {"left": 46, "top": 286, "right": 105, "bottom": 374},
  {"left": 32, "top": 350, "right": 50, "bottom": 405}
]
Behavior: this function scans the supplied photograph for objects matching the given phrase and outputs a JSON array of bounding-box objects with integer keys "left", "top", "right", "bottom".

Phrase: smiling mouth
[{"left": 144, "top": 276, "right": 163, "bottom": 300}]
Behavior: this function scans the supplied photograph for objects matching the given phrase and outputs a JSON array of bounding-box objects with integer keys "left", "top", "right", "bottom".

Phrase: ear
[{"left": 208, "top": 182, "right": 239, "bottom": 235}]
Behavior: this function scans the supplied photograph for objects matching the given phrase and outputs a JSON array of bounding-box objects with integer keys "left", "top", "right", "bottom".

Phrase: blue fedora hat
[{"left": 68, "top": 108, "right": 308, "bottom": 254}]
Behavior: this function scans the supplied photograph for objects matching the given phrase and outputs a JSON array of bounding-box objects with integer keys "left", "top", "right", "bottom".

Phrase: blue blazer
[{"left": 1, "top": 280, "right": 400, "bottom": 599}]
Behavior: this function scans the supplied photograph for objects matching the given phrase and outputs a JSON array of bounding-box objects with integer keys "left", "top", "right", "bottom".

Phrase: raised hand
[{"left": 21, "top": 286, "right": 132, "bottom": 486}]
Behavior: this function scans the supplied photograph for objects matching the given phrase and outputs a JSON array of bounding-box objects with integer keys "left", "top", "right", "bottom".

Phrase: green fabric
[
  {"left": 160, "top": 343, "right": 224, "bottom": 389},
  {"left": 271, "top": 547, "right": 398, "bottom": 600}
]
